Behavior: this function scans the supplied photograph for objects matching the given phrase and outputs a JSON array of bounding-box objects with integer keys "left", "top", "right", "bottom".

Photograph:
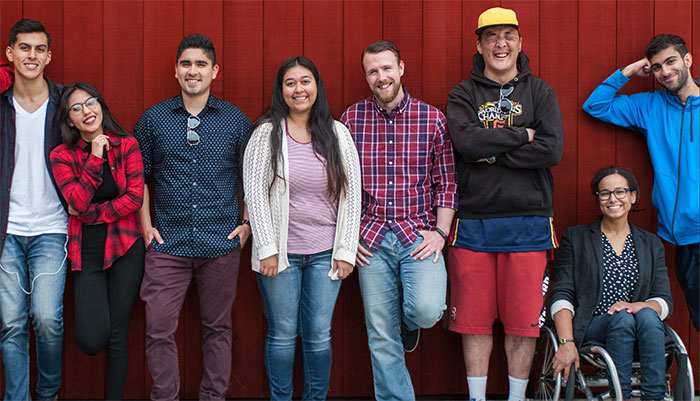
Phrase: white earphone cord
[{"left": 0, "top": 235, "right": 69, "bottom": 295}]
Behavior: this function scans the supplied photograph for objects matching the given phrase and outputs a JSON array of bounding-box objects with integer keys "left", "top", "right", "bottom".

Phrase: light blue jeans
[
  {"left": 0, "top": 233, "right": 68, "bottom": 401},
  {"left": 256, "top": 249, "right": 341, "bottom": 401},
  {"left": 584, "top": 308, "right": 666, "bottom": 399},
  {"left": 358, "top": 231, "right": 447, "bottom": 401}
]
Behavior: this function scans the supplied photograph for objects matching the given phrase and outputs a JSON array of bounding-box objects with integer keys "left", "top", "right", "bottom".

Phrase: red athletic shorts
[{"left": 447, "top": 247, "right": 546, "bottom": 337}]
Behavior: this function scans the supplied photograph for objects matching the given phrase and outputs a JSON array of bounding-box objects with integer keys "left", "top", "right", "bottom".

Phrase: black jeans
[
  {"left": 675, "top": 243, "right": 699, "bottom": 330},
  {"left": 75, "top": 229, "right": 145, "bottom": 400}
]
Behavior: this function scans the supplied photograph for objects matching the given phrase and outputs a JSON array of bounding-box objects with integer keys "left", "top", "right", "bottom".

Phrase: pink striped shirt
[{"left": 286, "top": 132, "right": 338, "bottom": 254}]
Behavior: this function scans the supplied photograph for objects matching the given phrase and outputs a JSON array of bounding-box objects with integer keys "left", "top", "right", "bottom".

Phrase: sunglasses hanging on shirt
[{"left": 187, "top": 115, "right": 200, "bottom": 146}]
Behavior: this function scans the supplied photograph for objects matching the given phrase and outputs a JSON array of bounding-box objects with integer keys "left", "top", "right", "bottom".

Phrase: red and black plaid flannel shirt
[
  {"left": 50, "top": 133, "right": 144, "bottom": 270},
  {"left": 340, "top": 89, "right": 458, "bottom": 251}
]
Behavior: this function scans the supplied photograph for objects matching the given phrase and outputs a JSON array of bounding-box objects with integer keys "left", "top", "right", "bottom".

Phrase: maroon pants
[{"left": 140, "top": 247, "right": 241, "bottom": 401}]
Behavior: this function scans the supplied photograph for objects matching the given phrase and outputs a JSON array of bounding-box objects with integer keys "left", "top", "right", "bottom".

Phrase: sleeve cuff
[
  {"left": 551, "top": 300, "right": 575, "bottom": 318},
  {"left": 646, "top": 297, "right": 669, "bottom": 320}
]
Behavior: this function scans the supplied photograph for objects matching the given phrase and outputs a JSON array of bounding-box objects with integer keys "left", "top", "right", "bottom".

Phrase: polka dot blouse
[{"left": 593, "top": 232, "right": 640, "bottom": 316}]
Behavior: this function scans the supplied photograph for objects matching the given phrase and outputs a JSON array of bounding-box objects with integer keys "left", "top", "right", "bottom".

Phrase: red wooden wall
[{"left": 1, "top": 0, "right": 698, "bottom": 398}]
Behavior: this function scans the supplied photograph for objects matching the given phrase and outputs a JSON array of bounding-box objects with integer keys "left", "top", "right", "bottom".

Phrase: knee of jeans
[
  {"left": 635, "top": 308, "right": 663, "bottom": 330},
  {"left": 405, "top": 299, "right": 445, "bottom": 328},
  {"left": 300, "top": 323, "right": 331, "bottom": 349},
  {"left": 31, "top": 310, "right": 63, "bottom": 337},
  {"left": 609, "top": 311, "right": 635, "bottom": 332},
  {"left": 267, "top": 319, "right": 299, "bottom": 347}
]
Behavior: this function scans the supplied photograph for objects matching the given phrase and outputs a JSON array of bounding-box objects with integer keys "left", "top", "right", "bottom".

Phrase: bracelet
[
  {"left": 240, "top": 219, "right": 250, "bottom": 226},
  {"left": 559, "top": 338, "right": 574, "bottom": 345},
  {"left": 434, "top": 227, "right": 448, "bottom": 240}
]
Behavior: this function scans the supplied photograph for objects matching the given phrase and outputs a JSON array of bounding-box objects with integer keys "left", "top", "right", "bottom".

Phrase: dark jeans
[
  {"left": 584, "top": 309, "right": 665, "bottom": 400},
  {"left": 675, "top": 243, "right": 699, "bottom": 330},
  {"left": 75, "top": 235, "right": 145, "bottom": 400}
]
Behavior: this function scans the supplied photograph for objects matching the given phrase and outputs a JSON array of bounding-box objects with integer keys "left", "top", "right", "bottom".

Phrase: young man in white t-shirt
[{"left": 0, "top": 19, "right": 68, "bottom": 401}]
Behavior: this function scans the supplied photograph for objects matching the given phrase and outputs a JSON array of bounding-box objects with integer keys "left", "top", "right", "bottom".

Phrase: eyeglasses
[
  {"left": 186, "top": 115, "right": 200, "bottom": 146},
  {"left": 69, "top": 97, "right": 100, "bottom": 114},
  {"left": 498, "top": 83, "right": 514, "bottom": 114},
  {"left": 596, "top": 188, "right": 633, "bottom": 201}
]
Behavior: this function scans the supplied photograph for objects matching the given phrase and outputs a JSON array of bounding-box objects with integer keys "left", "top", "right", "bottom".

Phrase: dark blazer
[{"left": 550, "top": 219, "right": 673, "bottom": 347}]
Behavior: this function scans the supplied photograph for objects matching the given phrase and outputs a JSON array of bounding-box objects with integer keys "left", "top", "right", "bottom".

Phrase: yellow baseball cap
[{"left": 476, "top": 7, "right": 519, "bottom": 35}]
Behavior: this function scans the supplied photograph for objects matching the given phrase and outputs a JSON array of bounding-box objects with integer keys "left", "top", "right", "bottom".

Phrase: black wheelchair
[{"left": 528, "top": 321, "right": 694, "bottom": 401}]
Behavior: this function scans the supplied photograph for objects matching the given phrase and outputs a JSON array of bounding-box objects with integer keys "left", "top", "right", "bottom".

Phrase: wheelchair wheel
[
  {"left": 529, "top": 325, "right": 562, "bottom": 401},
  {"left": 665, "top": 325, "right": 695, "bottom": 401}
]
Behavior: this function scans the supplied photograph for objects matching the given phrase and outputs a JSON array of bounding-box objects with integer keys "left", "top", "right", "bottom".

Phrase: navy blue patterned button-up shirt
[{"left": 134, "top": 94, "right": 251, "bottom": 258}]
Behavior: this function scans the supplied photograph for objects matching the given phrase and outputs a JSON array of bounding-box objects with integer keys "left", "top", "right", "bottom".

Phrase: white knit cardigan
[{"left": 242, "top": 120, "right": 362, "bottom": 278}]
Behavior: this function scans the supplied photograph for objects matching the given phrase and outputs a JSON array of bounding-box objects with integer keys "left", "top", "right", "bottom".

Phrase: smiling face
[
  {"left": 362, "top": 49, "right": 405, "bottom": 110},
  {"left": 649, "top": 46, "right": 692, "bottom": 94},
  {"left": 282, "top": 65, "right": 318, "bottom": 116},
  {"left": 5, "top": 32, "right": 51, "bottom": 82},
  {"left": 477, "top": 25, "right": 521, "bottom": 83},
  {"left": 597, "top": 173, "right": 637, "bottom": 222},
  {"left": 67, "top": 88, "right": 104, "bottom": 139},
  {"left": 175, "top": 48, "right": 219, "bottom": 98}
]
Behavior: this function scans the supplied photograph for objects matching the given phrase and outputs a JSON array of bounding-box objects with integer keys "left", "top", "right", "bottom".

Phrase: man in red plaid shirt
[{"left": 340, "top": 40, "right": 457, "bottom": 401}]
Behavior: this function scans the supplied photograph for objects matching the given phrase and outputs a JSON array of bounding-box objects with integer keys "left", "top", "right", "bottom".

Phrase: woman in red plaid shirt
[{"left": 49, "top": 82, "right": 144, "bottom": 400}]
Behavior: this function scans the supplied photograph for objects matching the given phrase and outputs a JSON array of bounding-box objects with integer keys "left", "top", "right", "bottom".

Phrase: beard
[
  {"left": 373, "top": 81, "right": 400, "bottom": 105},
  {"left": 657, "top": 67, "right": 689, "bottom": 94}
]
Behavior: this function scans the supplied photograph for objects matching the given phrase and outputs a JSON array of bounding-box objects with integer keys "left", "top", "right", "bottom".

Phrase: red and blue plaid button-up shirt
[
  {"left": 340, "top": 89, "right": 457, "bottom": 251},
  {"left": 50, "top": 133, "right": 144, "bottom": 271}
]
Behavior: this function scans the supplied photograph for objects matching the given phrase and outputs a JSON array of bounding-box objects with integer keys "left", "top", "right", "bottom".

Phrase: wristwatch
[
  {"left": 559, "top": 338, "right": 574, "bottom": 345},
  {"left": 434, "top": 227, "right": 448, "bottom": 240},
  {"left": 240, "top": 219, "right": 251, "bottom": 226},
  {"left": 485, "top": 156, "right": 496, "bottom": 164}
]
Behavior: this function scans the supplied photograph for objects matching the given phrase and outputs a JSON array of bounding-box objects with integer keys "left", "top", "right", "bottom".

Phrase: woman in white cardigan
[{"left": 243, "top": 56, "right": 361, "bottom": 401}]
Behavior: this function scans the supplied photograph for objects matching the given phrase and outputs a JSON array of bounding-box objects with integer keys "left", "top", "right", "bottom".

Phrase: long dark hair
[
  {"left": 56, "top": 82, "right": 130, "bottom": 149},
  {"left": 249, "top": 56, "right": 347, "bottom": 200}
]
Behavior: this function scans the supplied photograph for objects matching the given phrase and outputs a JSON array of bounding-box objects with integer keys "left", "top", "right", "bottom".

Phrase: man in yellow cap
[{"left": 445, "top": 7, "right": 564, "bottom": 401}]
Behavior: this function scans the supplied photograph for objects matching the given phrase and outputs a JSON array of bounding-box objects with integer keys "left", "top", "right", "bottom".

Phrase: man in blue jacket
[{"left": 583, "top": 34, "right": 699, "bottom": 330}]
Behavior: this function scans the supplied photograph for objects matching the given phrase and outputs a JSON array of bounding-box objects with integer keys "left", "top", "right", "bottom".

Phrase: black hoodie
[{"left": 446, "top": 52, "right": 564, "bottom": 219}]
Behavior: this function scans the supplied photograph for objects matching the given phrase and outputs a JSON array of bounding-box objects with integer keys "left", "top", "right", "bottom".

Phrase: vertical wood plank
[
  {"left": 577, "top": 0, "right": 617, "bottom": 224},
  {"left": 304, "top": 0, "right": 344, "bottom": 118},
  {"left": 223, "top": 0, "right": 264, "bottom": 121},
  {"left": 223, "top": 1, "right": 265, "bottom": 396},
  {"left": 541, "top": 0, "right": 579, "bottom": 240},
  {"left": 501, "top": 0, "right": 539, "bottom": 76},
  {"left": 262, "top": 0, "right": 303, "bottom": 110},
  {"left": 342, "top": 0, "right": 382, "bottom": 110}
]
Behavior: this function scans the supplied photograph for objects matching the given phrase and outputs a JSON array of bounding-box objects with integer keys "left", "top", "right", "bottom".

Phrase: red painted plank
[
  {"left": 223, "top": 0, "right": 264, "bottom": 121},
  {"left": 0, "top": 1, "right": 22, "bottom": 58},
  {"left": 262, "top": 0, "right": 303, "bottom": 111},
  {"left": 342, "top": 0, "right": 382, "bottom": 110},
  {"left": 421, "top": 0, "right": 462, "bottom": 112},
  {"left": 383, "top": 0, "right": 423, "bottom": 99},
  {"left": 22, "top": 0, "right": 64, "bottom": 84},
  {"left": 577, "top": 0, "right": 617, "bottom": 225},
  {"left": 62, "top": 1, "right": 102, "bottom": 88},
  {"left": 693, "top": 0, "right": 699, "bottom": 77},
  {"left": 184, "top": 0, "right": 224, "bottom": 99},
  {"left": 304, "top": 0, "right": 344, "bottom": 118},
  {"left": 614, "top": 1, "right": 655, "bottom": 233},
  {"left": 541, "top": 0, "right": 579, "bottom": 241},
  {"left": 142, "top": 0, "right": 183, "bottom": 111}
]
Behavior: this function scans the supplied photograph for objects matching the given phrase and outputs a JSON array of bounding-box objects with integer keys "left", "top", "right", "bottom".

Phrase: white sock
[
  {"left": 507, "top": 375, "right": 528, "bottom": 401},
  {"left": 466, "top": 376, "right": 487, "bottom": 401}
]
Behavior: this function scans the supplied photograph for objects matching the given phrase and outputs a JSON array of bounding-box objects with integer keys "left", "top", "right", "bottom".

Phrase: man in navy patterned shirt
[{"left": 135, "top": 34, "right": 251, "bottom": 401}]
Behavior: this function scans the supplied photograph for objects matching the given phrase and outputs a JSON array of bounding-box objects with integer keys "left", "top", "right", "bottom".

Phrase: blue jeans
[
  {"left": 358, "top": 231, "right": 447, "bottom": 401},
  {"left": 584, "top": 308, "right": 665, "bottom": 400},
  {"left": 256, "top": 249, "right": 341, "bottom": 401},
  {"left": 0, "top": 234, "right": 68, "bottom": 401}
]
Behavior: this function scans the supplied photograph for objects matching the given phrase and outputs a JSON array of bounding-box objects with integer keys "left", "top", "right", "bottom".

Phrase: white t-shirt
[{"left": 7, "top": 97, "right": 68, "bottom": 235}]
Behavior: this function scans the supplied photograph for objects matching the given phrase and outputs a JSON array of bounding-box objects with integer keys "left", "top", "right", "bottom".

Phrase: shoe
[{"left": 401, "top": 326, "right": 420, "bottom": 352}]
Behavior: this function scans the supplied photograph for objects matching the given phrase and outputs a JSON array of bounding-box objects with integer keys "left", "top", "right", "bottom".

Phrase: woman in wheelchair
[{"left": 550, "top": 166, "right": 673, "bottom": 401}]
